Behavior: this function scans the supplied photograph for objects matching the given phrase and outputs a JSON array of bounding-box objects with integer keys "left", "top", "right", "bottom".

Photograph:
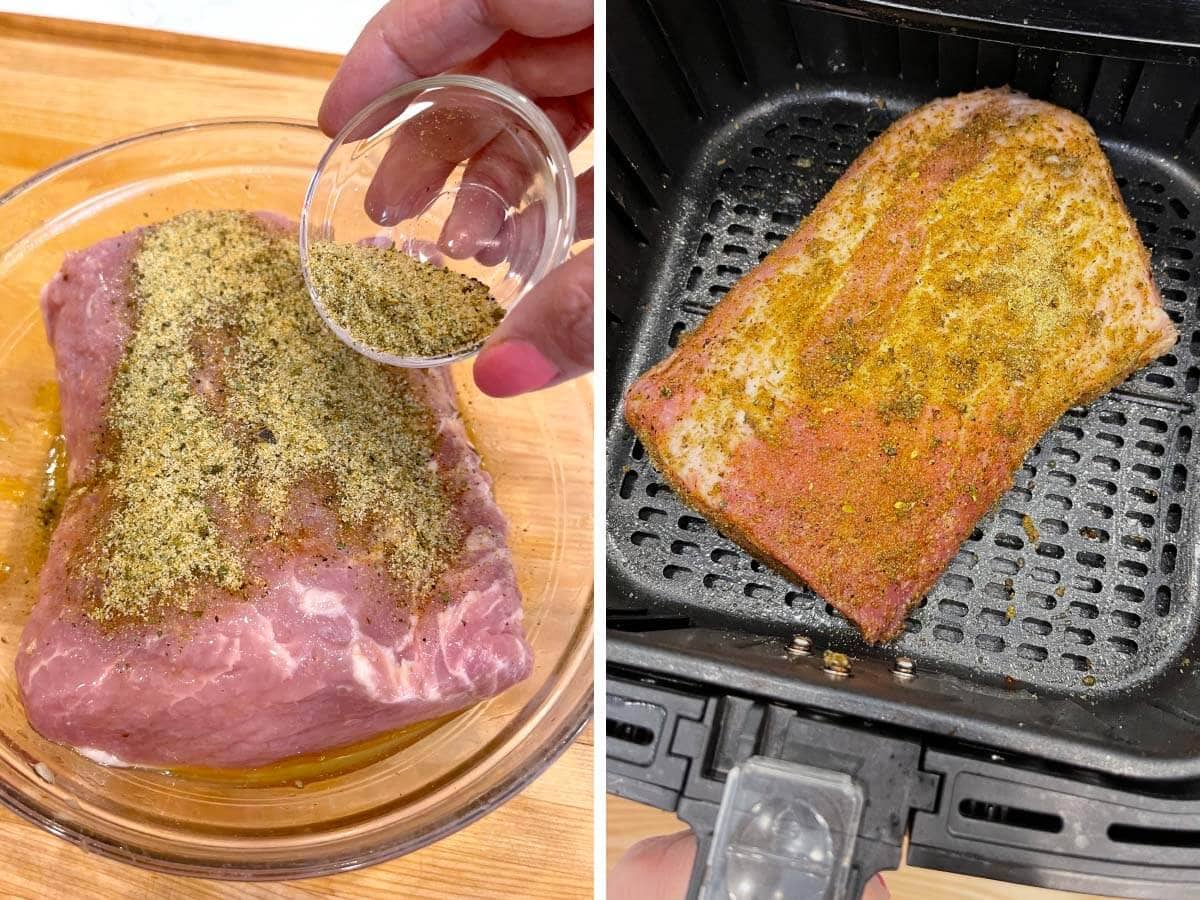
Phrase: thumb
[
  {"left": 473, "top": 247, "right": 593, "bottom": 397},
  {"left": 609, "top": 830, "right": 697, "bottom": 900},
  {"left": 608, "top": 830, "right": 892, "bottom": 900}
]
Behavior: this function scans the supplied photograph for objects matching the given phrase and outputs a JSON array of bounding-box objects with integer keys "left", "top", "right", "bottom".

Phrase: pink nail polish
[{"left": 474, "top": 340, "right": 560, "bottom": 397}]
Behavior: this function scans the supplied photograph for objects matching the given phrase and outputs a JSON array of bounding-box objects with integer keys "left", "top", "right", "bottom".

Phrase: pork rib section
[
  {"left": 625, "top": 88, "right": 1177, "bottom": 643},
  {"left": 18, "top": 217, "right": 531, "bottom": 768}
]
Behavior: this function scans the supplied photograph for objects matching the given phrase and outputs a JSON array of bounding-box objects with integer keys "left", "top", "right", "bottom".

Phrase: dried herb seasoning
[
  {"left": 90, "top": 211, "right": 461, "bottom": 622},
  {"left": 308, "top": 240, "right": 503, "bottom": 359}
]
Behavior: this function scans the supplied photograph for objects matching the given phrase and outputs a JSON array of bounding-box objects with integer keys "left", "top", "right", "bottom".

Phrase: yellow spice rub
[{"left": 625, "top": 89, "right": 1175, "bottom": 641}]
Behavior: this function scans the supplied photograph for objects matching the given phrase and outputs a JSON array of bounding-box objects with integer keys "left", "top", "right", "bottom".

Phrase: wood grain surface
[
  {"left": 0, "top": 14, "right": 592, "bottom": 899},
  {"left": 606, "top": 796, "right": 1117, "bottom": 900}
]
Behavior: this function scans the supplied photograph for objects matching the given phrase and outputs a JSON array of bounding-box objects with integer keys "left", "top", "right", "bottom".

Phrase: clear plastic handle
[{"left": 700, "top": 757, "right": 865, "bottom": 900}]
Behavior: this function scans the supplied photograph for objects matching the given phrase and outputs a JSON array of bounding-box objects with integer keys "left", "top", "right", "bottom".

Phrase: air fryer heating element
[{"left": 607, "top": 2, "right": 1200, "bottom": 896}]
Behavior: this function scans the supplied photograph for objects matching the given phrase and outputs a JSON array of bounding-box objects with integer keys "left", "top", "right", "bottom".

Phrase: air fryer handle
[
  {"left": 613, "top": 682, "right": 1200, "bottom": 898},
  {"left": 680, "top": 813, "right": 879, "bottom": 900},
  {"left": 606, "top": 670, "right": 933, "bottom": 899}
]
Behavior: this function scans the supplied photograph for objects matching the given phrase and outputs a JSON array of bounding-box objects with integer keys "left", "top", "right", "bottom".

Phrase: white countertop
[{"left": 0, "top": 0, "right": 378, "bottom": 53}]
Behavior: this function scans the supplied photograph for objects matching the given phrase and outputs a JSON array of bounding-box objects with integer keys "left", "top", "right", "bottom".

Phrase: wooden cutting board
[{"left": 0, "top": 14, "right": 591, "bottom": 900}]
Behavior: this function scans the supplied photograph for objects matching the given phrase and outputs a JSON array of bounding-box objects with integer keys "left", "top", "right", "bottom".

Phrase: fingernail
[
  {"left": 366, "top": 186, "right": 436, "bottom": 225},
  {"left": 473, "top": 340, "right": 560, "bottom": 397}
]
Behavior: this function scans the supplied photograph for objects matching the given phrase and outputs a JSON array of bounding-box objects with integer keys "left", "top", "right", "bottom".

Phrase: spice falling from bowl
[{"left": 307, "top": 240, "right": 504, "bottom": 361}]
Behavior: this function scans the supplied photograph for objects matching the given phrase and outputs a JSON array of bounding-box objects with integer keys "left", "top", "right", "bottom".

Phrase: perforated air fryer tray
[{"left": 607, "top": 85, "right": 1200, "bottom": 697}]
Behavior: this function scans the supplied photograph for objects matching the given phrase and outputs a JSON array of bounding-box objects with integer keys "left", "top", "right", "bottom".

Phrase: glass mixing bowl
[
  {"left": 0, "top": 120, "right": 592, "bottom": 878},
  {"left": 301, "top": 75, "right": 576, "bottom": 367}
]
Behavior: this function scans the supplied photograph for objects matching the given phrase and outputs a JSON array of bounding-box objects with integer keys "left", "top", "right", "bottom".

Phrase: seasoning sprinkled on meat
[
  {"left": 625, "top": 88, "right": 1177, "bottom": 643},
  {"left": 90, "top": 212, "right": 462, "bottom": 623}
]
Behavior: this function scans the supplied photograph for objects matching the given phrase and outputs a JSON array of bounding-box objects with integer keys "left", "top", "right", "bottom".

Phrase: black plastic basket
[{"left": 607, "top": 1, "right": 1200, "bottom": 896}]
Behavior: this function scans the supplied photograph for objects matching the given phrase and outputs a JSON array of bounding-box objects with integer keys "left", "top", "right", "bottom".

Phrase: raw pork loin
[{"left": 18, "top": 227, "right": 531, "bottom": 768}]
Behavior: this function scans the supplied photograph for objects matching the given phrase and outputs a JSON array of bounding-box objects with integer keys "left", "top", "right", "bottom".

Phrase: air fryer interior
[{"left": 607, "top": 0, "right": 1200, "bottom": 775}]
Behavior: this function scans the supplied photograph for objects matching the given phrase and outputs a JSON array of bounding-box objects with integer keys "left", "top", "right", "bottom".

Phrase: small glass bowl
[{"left": 300, "top": 75, "right": 576, "bottom": 367}]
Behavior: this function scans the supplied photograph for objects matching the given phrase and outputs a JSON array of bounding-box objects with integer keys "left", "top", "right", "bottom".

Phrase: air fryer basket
[{"left": 607, "top": 1, "right": 1200, "bottom": 896}]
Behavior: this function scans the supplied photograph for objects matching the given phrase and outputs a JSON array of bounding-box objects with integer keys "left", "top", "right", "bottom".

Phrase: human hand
[
  {"left": 608, "top": 830, "right": 892, "bottom": 900},
  {"left": 320, "top": 0, "right": 594, "bottom": 397},
  {"left": 609, "top": 831, "right": 700, "bottom": 900}
]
